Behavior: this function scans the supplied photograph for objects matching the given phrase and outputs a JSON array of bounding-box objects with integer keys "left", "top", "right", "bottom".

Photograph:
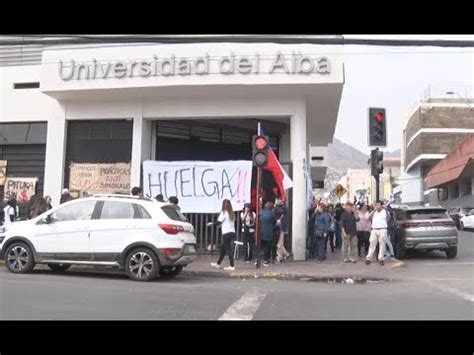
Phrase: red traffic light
[
  {"left": 255, "top": 136, "right": 268, "bottom": 150},
  {"left": 375, "top": 112, "right": 384, "bottom": 122}
]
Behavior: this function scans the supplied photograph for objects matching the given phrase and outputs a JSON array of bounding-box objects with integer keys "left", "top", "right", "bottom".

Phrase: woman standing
[
  {"left": 240, "top": 203, "right": 256, "bottom": 262},
  {"left": 210, "top": 199, "right": 237, "bottom": 271},
  {"left": 326, "top": 205, "right": 336, "bottom": 253},
  {"left": 356, "top": 204, "right": 371, "bottom": 257},
  {"left": 260, "top": 201, "right": 280, "bottom": 266},
  {"left": 3, "top": 199, "right": 17, "bottom": 229}
]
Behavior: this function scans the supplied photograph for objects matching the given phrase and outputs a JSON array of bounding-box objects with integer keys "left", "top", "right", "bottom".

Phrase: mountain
[{"left": 326, "top": 138, "right": 400, "bottom": 171}]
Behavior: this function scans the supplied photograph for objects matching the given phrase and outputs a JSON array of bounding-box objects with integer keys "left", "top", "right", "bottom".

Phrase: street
[{"left": 0, "top": 231, "right": 472, "bottom": 320}]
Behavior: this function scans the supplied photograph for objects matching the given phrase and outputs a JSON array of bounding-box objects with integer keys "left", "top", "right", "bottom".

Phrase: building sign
[
  {"left": 0, "top": 160, "right": 7, "bottom": 186},
  {"left": 332, "top": 184, "right": 348, "bottom": 198},
  {"left": 143, "top": 160, "right": 253, "bottom": 213},
  {"left": 69, "top": 162, "right": 131, "bottom": 195},
  {"left": 5, "top": 177, "right": 38, "bottom": 203},
  {"left": 58, "top": 53, "right": 331, "bottom": 81}
]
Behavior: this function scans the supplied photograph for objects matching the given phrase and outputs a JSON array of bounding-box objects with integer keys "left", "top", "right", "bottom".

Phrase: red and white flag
[{"left": 258, "top": 123, "right": 293, "bottom": 200}]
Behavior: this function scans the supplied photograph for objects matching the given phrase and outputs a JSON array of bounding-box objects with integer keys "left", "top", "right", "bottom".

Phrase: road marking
[
  {"left": 425, "top": 281, "right": 474, "bottom": 303},
  {"left": 418, "top": 262, "right": 474, "bottom": 266},
  {"left": 219, "top": 290, "right": 266, "bottom": 321}
]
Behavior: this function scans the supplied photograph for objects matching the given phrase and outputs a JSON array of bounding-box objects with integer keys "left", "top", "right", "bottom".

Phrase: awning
[{"left": 425, "top": 135, "right": 474, "bottom": 189}]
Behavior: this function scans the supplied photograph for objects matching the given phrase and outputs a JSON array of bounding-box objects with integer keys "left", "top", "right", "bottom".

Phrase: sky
[{"left": 335, "top": 35, "right": 474, "bottom": 154}]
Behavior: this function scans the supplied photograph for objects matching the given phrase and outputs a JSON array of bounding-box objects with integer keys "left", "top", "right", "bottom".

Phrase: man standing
[
  {"left": 274, "top": 198, "right": 291, "bottom": 262},
  {"left": 366, "top": 200, "right": 389, "bottom": 266},
  {"left": 340, "top": 202, "right": 358, "bottom": 263}
]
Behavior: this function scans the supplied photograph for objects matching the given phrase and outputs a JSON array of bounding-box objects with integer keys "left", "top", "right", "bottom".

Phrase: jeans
[
  {"left": 335, "top": 222, "right": 342, "bottom": 248},
  {"left": 316, "top": 237, "right": 326, "bottom": 260},
  {"left": 326, "top": 232, "right": 335, "bottom": 252},
  {"left": 217, "top": 232, "right": 236, "bottom": 267},
  {"left": 261, "top": 240, "right": 272, "bottom": 263},
  {"left": 242, "top": 228, "right": 254, "bottom": 261},
  {"left": 357, "top": 231, "right": 370, "bottom": 257}
]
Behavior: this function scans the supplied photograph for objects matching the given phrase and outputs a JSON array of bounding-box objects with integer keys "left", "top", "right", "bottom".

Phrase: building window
[
  {"left": 13, "top": 82, "right": 40, "bottom": 89},
  {"left": 438, "top": 187, "right": 448, "bottom": 201},
  {"left": 452, "top": 183, "right": 460, "bottom": 199},
  {"left": 463, "top": 178, "right": 472, "bottom": 196}
]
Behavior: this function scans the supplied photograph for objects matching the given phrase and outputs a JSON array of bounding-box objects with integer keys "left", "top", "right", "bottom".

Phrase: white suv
[{"left": 0, "top": 195, "right": 197, "bottom": 281}]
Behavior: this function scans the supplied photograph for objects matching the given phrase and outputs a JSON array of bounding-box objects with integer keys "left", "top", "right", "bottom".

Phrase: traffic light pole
[
  {"left": 255, "top": 166, "right": 262, "bottom": 269},
  {"left": 375, "top": 174, "right": 380, "bottom": 202}
]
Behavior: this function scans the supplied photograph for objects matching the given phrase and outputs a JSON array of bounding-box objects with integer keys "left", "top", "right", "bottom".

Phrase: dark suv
[{"left": 393, "top": 206, "right": 458, "bottom": 259}]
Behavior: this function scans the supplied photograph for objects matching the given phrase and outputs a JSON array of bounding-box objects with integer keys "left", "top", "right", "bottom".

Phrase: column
[
  {"left": 43, "top": 102, "right": 67, "bottom": 206},
  {"left": 130, "top": 113, "right": 152, "bottom": 192},
  {"left": 290, "top": 105, "right": 307, "bottom": 261}
]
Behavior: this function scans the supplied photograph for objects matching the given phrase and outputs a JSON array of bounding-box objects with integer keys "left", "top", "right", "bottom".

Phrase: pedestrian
[
  {"left": 356, "top": 204, "right": 371, "bottom": 257},
  {"left": 210, "top": 199, "right": 237, "bottom": 271},
  {"left": 340, "top": 202, "right": 358, "bottom": 263},
  {"left": 3, "top": 198, "right": 17, "bottom": 229},
  {"left": 366, "top": 200, "right": 390, "bottom": 266},
  {"left": 168, "top": 196, "right": 181, "bottom": 210},
  {"left": 155, "top": 194, "right": 165, "bottom": 202},
  {"left": 334, "top": 203, "right": 343, "bottom": 249},
  {"left": 26, "top": 194, "right": 42, "bottom": 219},
  {"left": 274, "top": 198, "right": 291, "bottom": 262},
  {"left": 130, "top": 186, "right": 143, "bottom": 198},
  {"left": 260, "top": 201, "right": 280, "bottom": 267},
  {"left": 30, "top": 197, "right": 49, "bottom": 219},
  {"left": 44, "top": 195, "right": 53, "bottom": 210},
  {"left": 240, "top": 203, "right": 256, "bottom": 262},
  {"left": 386, "top": 203, "right": 397, "bottom": 258},
  {"left": 326, "top": 204, "right": 336, "bottom": 252},
  {"left": 312, "top": 203, "right": 331, "bottom": 262},
  {"left": 60, "top": 188, "right": 73, "bottom": 204}
]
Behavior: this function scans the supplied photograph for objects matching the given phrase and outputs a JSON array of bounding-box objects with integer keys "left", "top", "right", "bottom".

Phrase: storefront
[{"left": 1, "top": 41, "right": 345, "bottom": 260}]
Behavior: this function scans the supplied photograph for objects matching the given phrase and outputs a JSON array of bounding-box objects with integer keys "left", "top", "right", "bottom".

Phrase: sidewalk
[{"left": 184, "top": 248, "right": 405, "bottom": 280}]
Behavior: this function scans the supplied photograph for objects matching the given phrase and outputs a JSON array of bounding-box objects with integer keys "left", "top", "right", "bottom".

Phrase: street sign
[{"left": 332, "top": 184, "right": 348, "bottom": 198}]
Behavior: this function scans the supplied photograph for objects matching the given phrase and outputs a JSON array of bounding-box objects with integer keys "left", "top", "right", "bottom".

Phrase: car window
[
  {"left": 135, "top": 204, "right": 152, "bottom": 219},
  {"left": 52, "top": 200, "right": 97, "bottom": 222},
  {"left": 161, "top": 205, "right": 188, "bottom": 222},
  {"left": 100, "top": 201, "right": 136, "bottom": 219},
  {"left": 406, "top": 209, "right": 449, "bottom": 220},
  {"left": 462, "top": 208, "right": 472, "bottom": 214}
]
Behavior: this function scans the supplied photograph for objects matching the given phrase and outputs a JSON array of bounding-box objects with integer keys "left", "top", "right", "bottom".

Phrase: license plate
[{"left": 185, "top": 245, "right": 196, "bottom": 253}]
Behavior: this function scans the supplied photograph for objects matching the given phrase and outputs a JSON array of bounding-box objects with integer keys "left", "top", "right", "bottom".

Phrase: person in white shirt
[
  {"left": 3, "top": 199, "right": 17, "bottom": 229},
  {"left": 210, "top": 199, "right": 237, "bottom": 271},
  {"left": 366, "top": 200, "right": 389, "bottom": 266}
]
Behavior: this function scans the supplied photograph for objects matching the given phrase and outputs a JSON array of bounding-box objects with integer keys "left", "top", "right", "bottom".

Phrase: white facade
[{"left": 0, "top": 42, "right": 345, "bottom": 261}]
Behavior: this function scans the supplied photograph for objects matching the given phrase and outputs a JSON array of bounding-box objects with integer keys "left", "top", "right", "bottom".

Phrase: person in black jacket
[{"left": 334, "top": 203, "right": 343, "bottom": 249}]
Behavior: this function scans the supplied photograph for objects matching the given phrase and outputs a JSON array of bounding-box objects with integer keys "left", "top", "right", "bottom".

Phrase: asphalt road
[{"left": 0, "top": 231, "right": 472, "bottom": 320}]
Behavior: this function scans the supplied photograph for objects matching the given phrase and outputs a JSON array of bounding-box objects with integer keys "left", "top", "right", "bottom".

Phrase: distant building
[
  {"left": 398, "top": 87, "right": 474, "bottom": 206},
  {"left": 425, "top": 134, "right": 474, "bottom": 208}
]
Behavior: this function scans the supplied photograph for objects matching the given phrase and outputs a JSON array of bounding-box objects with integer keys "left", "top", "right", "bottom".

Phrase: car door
[
  {"left": 33, "top": 200, "right": 98, "bottom": 261},
  {"left": 89, "top": 200, "right": 152, "bottom": 262}
]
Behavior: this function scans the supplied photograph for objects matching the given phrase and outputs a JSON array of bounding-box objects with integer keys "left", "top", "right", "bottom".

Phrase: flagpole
[{"left": 255, "top": 121, "right": 262, "bottom": 269}]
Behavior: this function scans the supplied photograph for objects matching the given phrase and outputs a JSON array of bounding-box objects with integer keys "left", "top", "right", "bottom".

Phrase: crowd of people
[{"left": 308, "top": 198, "right": 396, "bottom": 265}]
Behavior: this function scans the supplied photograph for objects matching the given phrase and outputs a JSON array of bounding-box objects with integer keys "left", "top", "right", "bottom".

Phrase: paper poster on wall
[
  {"left": 143, "top": 160, "right": 253, "bottom": 213},
  {"left": 0, "top": 160, "right": 7, "bottom": 186},
  {"left": 5, "top": 177, "right": 38, "bottom": 203},
  {"left": 69, "top": 162, "right": 131, "bottom": 195}
]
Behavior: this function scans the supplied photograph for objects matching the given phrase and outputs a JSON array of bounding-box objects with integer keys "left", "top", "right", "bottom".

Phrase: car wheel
[
  {"left": 47, "top": 264, "right": 71, "bottom": 272},
  {"left": 446, "top": 246, "right": 457, "bottom": 259},
  {"left": 125, "top": 248, "right": 159, "bottom": 282},
  {"left": 5, "top": 242, "right": 35, "bottom": 274},
  {"left": 159, "top": 266, "right": 183, "bottom": 278}
]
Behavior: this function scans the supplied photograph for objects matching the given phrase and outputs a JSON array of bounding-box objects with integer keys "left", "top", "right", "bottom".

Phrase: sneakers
[
  {"left": 379, "top": 260, "right": 385, "bottom": 266},
  {"left": 365, "top": 260, "right": 371, "bottom": 265},
  {"left": 343, "top": 258, "right": 350, "bottom": 263},
  {"left": 211, "top": 262, "right": 220, "bottom": 269},
  {"left": 350, "top": 259, "right": 357, "bottom": 263},
  {"left": 224, "top": 266, "right": 235, "bottom": 271},
  {"left": 263, "top": 262, "right": 270, "bottom": 267}
]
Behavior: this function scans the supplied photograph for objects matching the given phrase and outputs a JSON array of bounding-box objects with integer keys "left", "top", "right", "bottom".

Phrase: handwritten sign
[
  {"left": 0, "top": 160, "right": 7, "bottom": 186},
  {"left": 143, "top": 160, "right": 253, "bottom": 213},
  {"left": 5, "top": 177, "right": 38, "bottom": 203},
  {"left": 69, "top": 162, "right": 131, "bottom": 194}
]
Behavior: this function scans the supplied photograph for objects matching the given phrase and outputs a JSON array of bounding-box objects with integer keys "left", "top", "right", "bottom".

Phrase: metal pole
[
  {"left": 375, "top": 174, "right": 380, "bottom": 202},
  {"left": 255, "top": 166, "right": 262, "bottom": 269}
]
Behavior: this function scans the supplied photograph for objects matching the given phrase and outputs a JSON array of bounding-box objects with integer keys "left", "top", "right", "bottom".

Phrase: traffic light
[
  {"left": 368, "top": 108, "right": 387, "bottom": 147},
  {"left": 252, "top": 135, "right": 269, "bottom": 167},
  {"left": 370, "top": 148, "right": 384, "bottom": 176}
]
